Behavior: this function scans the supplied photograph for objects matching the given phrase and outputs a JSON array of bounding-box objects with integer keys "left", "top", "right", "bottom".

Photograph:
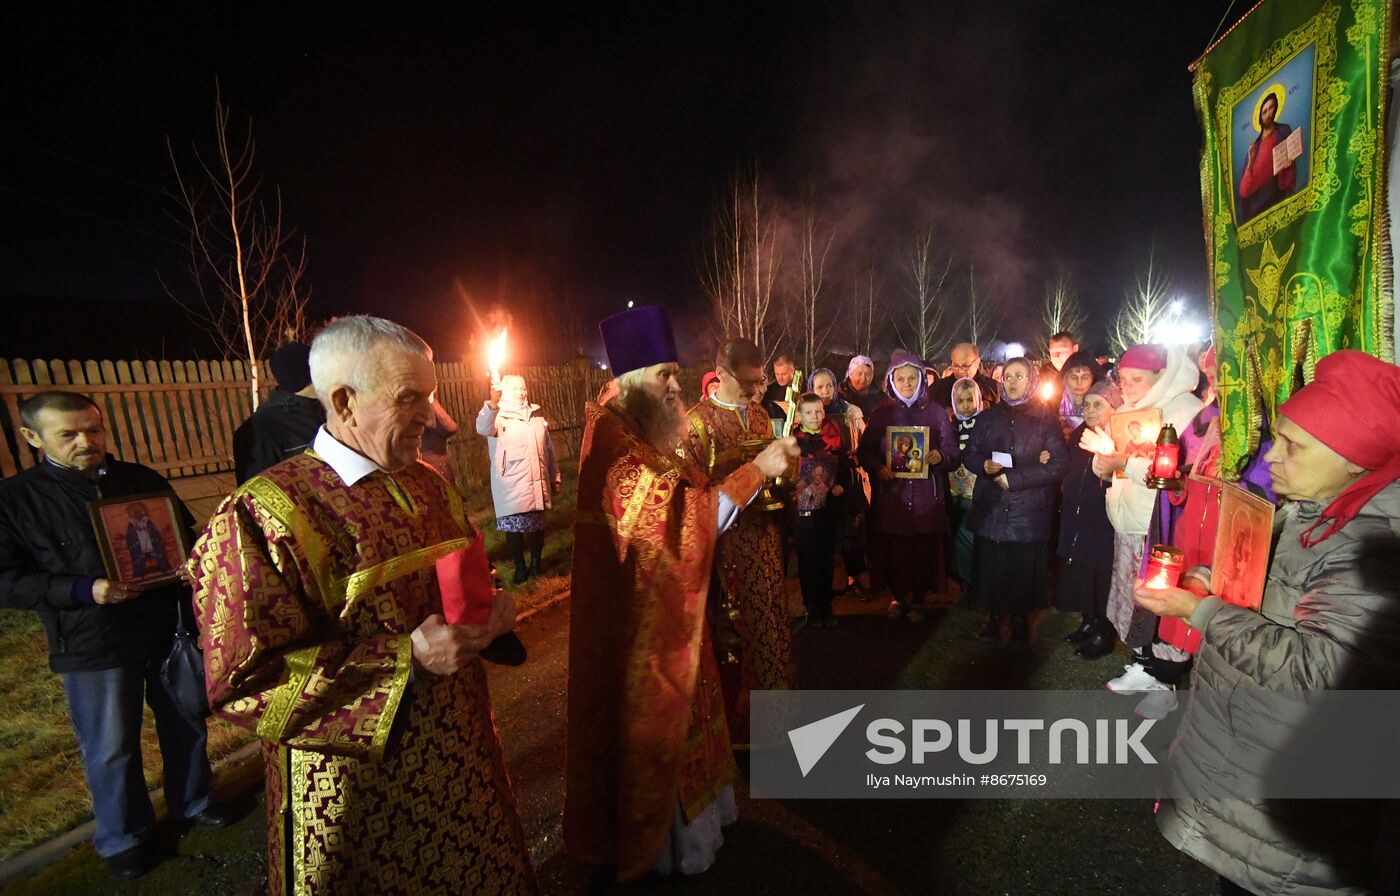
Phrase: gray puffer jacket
[{"left": 1156, "top": 481, "right": 1400, "bottom": 895}]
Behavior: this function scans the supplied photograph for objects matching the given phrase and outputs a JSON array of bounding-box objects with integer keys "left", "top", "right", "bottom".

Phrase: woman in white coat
[
  {"left": 1083, "top": 344, "right": 1203, "bottom": 700},
  {"left": 476, "top": 374, "right": 561, "bottom": 583}
]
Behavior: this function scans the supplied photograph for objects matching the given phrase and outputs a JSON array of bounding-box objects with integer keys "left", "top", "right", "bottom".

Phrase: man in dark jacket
[
  {"left": 929, "top": 342, "right": 999, "bottom": 410},
  {"left": 760, "top": 353, "right": 796, "bottom": 422},
  {"left": 0, "top": 392, "right": 235, "bottom": 880},
  {"left": 232, "top": 342, "right": 325, "bottom": 484},
  {"left": 1038, "top": 331, "right": 1081, "bottom": 401}
]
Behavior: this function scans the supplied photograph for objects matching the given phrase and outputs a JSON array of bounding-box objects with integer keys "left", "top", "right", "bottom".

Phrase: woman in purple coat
[
  {"left": 963, "top": 356, "right": 1068, "bottom": 645},
  {"left": 858, "top": 350, "right": 958, "bottom": 623}
]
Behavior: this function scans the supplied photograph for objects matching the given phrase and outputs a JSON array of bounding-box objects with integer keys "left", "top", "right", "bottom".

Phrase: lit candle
[
  {"left": 1149, "top": 423, "right": 1182, "bottom": 489},
  {"left": 1144, "top": 545, "right": 1184, "bottom": 590},
  {"left": 487, "top": 329, "right": 508, "bottom": 385}
]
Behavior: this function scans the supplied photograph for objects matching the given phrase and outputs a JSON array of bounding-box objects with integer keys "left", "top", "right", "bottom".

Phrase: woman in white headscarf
[{"left": 476, "top": 374, "right": 561, "bottom": 583}]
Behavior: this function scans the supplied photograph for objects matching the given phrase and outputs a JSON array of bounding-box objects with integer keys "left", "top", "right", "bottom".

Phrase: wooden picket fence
[{"left": 0, "top": 357, "right": 613, "bottom": 486}]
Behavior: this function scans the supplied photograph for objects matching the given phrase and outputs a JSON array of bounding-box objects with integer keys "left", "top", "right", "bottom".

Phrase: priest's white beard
[{"left": 616, "top": 385, "right": 686, "bottom": 454}]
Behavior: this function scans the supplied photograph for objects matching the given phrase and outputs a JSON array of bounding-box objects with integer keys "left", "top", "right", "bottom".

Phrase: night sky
[{"left": 3, "top": 3, "right": 1234, "bottom": 363}]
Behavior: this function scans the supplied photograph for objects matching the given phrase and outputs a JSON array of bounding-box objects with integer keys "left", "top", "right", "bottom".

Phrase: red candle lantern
[
  {"left": 1144, "top": 545, "right": 1185, "bottom": 590},
  {"left": 1148, "top": 423, "right": 1183, "bottom": 490}
]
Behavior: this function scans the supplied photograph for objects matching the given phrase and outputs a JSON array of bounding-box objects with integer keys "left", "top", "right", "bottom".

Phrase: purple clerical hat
[{"left": 599, "top": 306, "right": 678, "bottom": 374}]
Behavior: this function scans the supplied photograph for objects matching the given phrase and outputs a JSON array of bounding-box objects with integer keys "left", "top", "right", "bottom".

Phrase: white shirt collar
[
  {"left": 313, "top": 426, "right": 383, "bottom": 486},
  {"left": 709, "top": 394, "right": 744, "bottom": 409}
]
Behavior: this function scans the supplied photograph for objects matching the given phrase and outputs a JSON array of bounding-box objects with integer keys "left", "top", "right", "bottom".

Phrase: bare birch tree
[
  {"left": 1039, "top": 273, "right": 1088, "bottom": 352},
  {"left": 893, "top": 222, "right": 953, "bottom": 362},
  {"left": 792, "top": 195, "right": 838, "bottom": 374},
  {"left": 1109, "top": 249, "right": 1176, "bottom": 355},
  {"left": 850, "top": 260, "right": 881, "bottom": 358},
  {"left": 164, "top": 85, "right": 309, "bottom": 407},
  {"left": 966, "top": 265, "right": 1000, "bottom": 350},
  {"left": 698, "top": 164, "right": 783, "bottom": 357}
]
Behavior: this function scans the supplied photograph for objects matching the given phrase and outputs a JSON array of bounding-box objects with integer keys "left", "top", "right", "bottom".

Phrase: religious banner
[{"left": 1192, "top": 0, "right": 1393, "bottom": 478}]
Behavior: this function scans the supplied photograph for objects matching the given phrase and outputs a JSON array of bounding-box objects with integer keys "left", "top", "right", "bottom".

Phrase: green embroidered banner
[{"left": 1193, "top": 0, "right": 1393, "bottom": 478}]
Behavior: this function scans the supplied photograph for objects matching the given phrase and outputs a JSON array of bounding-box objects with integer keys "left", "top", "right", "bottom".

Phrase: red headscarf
[
  {"left": 700, "top": 370, "right": 720, "bottom": 402},
  {"left": 1277, "top": 350, "right": 1400, "bottom": 546}
]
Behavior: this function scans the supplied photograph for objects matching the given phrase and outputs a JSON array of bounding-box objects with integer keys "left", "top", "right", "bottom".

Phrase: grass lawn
[{"left": 0, "top": 458, "right": 578, "bottom": 862}]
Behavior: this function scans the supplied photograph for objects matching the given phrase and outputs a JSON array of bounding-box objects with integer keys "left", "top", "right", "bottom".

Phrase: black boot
[
  {"left": 1008, "top": 615, "right": 1029, "bottom": 645},
  {"left": 977, "top": 615, "right": 1000, "bottom": 643},
  {"left": 1063, "top": 618, "right": 1095, "bottom": 645},
  {"left": 506, "top": 533, "right": 527, "bottom": 584},
  {"left": 1075, "top": 628, "right": 1117, "bottom": 659},
  {"left": 525, "top": 531, "right": 545, "bottom": 581}
]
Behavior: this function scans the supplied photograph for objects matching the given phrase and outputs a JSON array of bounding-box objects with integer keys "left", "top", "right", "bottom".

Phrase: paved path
[{"left": 9, "top": 592, "right": 1218, "bottom": 895}]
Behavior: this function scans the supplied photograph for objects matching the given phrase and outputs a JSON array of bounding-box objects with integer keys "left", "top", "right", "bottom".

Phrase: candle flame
[
  {"left": 1040, "top": 382, "right": 1056, "bottom": 400},
  {"left": 488, "top": 329, "right": 508, "bottom": 381}
]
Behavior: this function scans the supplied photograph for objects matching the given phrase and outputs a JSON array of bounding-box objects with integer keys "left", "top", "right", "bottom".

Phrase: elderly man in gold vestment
[
  {"left": 191, "top": 316, "right": 536, "bottom": 896},
  {"left": 682, "top": 337, "right": 798, "bottom": 749}
]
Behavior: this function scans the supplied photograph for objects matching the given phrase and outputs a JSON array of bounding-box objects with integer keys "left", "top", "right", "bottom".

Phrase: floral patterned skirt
[
  {"left": 496, "top": 511, "right": 546, "bottom": 533},
  {"left": 1106, "top": 532, "right": 1152, "bottom": 647}
]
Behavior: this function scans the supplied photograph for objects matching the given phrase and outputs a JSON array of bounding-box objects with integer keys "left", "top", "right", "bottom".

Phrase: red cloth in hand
[{"left": 436, "top": 539, "right": 494, "bottom": 625}]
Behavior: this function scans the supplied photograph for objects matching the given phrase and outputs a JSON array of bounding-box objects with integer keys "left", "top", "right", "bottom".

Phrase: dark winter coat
[
  {"left": 840, "top": 379, "right": 883, "bottom": 419},
  {"left": 761, "top": 379, "right": 794, "bottom": 421},
  {"left": 1056, "top": 423, "right": 1114, "bottom": 570},
  {"left": 964, "top": 400, "right": 1067, "bottom": 543},
  {"left": 0, "top": 456, "right": 195, "bottom": 673},
  {"left": 857, "top": 352, "right": 959, "bottom": 536},
  {"left": 1157, "top": 480, "right": 1400, "bottom": 895},
  {"left": 232, "top": 389, "right": 325, "bottom": 484}
]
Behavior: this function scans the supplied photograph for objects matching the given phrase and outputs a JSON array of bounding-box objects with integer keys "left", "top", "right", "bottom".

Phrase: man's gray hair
[
  {"left": 309, "top": 315, "right": 433, "bottom": 405},
  {"left": 614, "top": 368, "right": 649, "bottom": 399}
]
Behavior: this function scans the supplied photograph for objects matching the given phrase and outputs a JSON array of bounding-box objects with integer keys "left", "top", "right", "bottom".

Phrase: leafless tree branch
[{"left": 164, "top": 83, "right": 310, "bottom": 407}]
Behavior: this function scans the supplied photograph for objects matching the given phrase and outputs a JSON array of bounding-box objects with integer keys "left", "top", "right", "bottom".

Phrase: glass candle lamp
[
  {"left": 1148, "top": 423, "right": 1183, "bottom": 490},
  {"left": 1144, "top": 545, "right": 1185, "bottom": 590}
]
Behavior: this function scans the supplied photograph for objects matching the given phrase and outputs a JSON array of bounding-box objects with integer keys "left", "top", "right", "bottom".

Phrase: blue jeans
[{"left": 61, "top": 660, "right": 213, "bottom": 857}]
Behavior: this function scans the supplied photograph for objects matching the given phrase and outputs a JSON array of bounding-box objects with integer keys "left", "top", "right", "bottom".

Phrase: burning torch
[{"left": 487, "top": 329, "right": 508, "bottom": 387}]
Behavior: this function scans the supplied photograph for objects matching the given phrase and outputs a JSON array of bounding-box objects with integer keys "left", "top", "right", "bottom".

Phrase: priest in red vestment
[
  {"left": 565, "top": 307, "right": 796, "bottom": 881},
  {"left": 190, "top": 315, "right": 537, "bottom": 896},
  {"left": 682, "top": 337, "right": 798, "bottom": 749}
]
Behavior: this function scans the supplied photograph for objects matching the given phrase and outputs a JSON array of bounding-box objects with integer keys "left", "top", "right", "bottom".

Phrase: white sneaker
[
  {"left": 1106, "top": 662, "right": 1168, "bottom": 694},
  {"left": 1135, "top": 689, "right": 1179, "bottom": 719}
]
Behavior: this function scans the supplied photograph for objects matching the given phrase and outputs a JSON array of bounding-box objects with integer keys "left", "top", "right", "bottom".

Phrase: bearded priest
[{"left": 564, "top": 306, "right": 797, "bottom": 882}]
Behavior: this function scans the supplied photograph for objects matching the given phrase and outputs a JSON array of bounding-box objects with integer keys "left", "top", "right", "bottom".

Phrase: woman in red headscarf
[{"left": 1135, "top": 350, "right": 1400, "bottom": 895}]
